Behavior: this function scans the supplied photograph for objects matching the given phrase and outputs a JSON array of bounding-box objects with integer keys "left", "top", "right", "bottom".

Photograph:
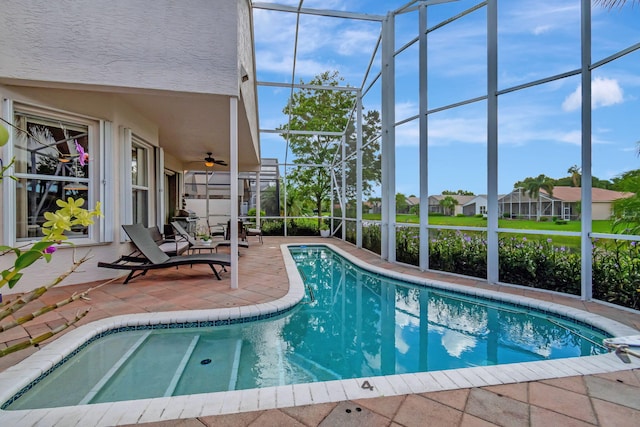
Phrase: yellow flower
[
  {"left": 42, "top": 226, "right": 68, "bottom": 241},
  {"left": 91, "top": 201, "right": 103, "bottom": 218},
  {"left": 72, "top": 210, "right": 96, "bottom": 227},
  {"left": 42, "top": 211, "right": 72, "bottom": 231},
  {"left": 56, "top": 197, "right": 85, "bottom": 218}
]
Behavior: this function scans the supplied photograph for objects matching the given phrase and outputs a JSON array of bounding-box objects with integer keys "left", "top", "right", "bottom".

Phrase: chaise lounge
[{"left": 98, "top": 224, "right": 231, "bottom": 284}]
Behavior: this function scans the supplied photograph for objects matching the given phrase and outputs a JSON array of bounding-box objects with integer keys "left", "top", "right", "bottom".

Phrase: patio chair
[
  {"left": 245, "top": 226, "right": 263, "bottom": 244},
  {"left": 225, "top": 220, "right": 247, "bottom": 241},
  {"left": 171, "top": 221, "right": 248, "bottom": 254},
  {"left": 98, "top": 224, "right": 231, "bottom": 284}
]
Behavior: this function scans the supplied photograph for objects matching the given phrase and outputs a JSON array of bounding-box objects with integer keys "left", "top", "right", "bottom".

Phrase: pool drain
[{"left": 200, "top": 358, "right": 212, "bottom": 365}]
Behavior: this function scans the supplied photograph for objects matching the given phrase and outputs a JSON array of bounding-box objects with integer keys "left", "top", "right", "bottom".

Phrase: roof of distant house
[
  {"left": 541, "top": 186, "right": 633, "bottom": 202},
  {"left": 428, "top": 194, "right": 477, "bottom": 205}
]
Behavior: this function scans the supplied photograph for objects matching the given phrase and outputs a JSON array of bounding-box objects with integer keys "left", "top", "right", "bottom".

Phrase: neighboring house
[
  {"left": 406, "top": 196, "right": 420, "bottom": 210},
  {"left": 462, "top": 195, "right": 488, "bottom": 216},
  {"left": 0, "top": 0, "right": 259, "bottom": 294},
  {"left": 498, "top": 187, "right": 633, "bottom": 220},
  {"left": 428, "top": 195, "right": 476, "bottom": 216}
]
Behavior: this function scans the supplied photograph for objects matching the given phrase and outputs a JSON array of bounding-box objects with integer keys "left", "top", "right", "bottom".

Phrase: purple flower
[
  {"left": 547, "top": 238, "right": 552, "bottom": 243},
  {"left": 75, "top": 140, "right": 88, "bottom": 166},
  {"left": 560, "top": 247, "right": 566, "bottom": 252},
  {"left": 44, "top": 245, "right": 57, "bottom": 254},
  {"left": 632, "top": 241, "right": 637, "bottom": 247},
  {"left": 522, "top": 237, "right": 527, "bottom": 242}
]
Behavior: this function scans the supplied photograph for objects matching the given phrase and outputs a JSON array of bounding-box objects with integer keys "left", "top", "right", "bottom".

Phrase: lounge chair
[
  {"left": 147, "top": 225, "right": 189, "bottom": 256},
  {"left": 171, "top": 221, "right": 248, "bottom": 253},
  {"left": 98, "top": 224, "right": 231, "bottom": 284}
]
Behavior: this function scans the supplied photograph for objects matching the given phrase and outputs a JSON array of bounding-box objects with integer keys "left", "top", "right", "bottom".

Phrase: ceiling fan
[{"left": 203, "top": 152, "right": 228, "bottom": 167}]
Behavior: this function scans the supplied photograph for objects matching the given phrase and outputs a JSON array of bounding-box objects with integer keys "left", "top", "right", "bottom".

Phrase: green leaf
[
  {"left": 30, "top": 241, "right": 53, "bottom": 252},
  {"left": 7, "top": 272, "right": 23, "bottom": 289},
  {"left": 14, "top": 250, "right": 43, "bottom": 270}
]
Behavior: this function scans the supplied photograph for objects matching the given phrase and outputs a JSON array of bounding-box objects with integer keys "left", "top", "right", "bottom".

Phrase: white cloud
[
  {"left": 533, "top": 25, "right": 552, "bottom": 35},
  {"left": 562, "top": 77, "right": 624, "bottom": 112}
]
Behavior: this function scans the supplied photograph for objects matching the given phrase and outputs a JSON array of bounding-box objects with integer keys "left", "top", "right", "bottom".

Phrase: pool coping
[{"left": 0, "top": 242, "right": 638, "bottom": 426}]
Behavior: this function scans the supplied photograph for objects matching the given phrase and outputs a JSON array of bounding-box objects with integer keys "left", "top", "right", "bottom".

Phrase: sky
[{"left": 252, "top": 0, "right": 640, "bottom": 197}]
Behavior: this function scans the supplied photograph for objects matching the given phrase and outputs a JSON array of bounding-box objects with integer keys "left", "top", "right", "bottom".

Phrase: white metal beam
[
  {"left": 381, "top": 12, "right": 396, "bottom": 263},
  {"left": 418, "top": 3, "right": 429, "bottom": 271},
  {"left": 580, "top": 0, "right": 593, "bottom": 301},
  {"left": 486, "top": 0, "right": 499, "bottom": 284},
  {"left": 230, "top": 97, "right": 239, "bottom": 290},
  {"left": 252, "top": 2, "right": 385, "bottom": 22}
]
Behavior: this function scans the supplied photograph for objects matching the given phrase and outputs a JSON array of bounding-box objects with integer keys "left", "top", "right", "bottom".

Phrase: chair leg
[{"left": 209, "top": 264, "right": 222, "bottom": 280}]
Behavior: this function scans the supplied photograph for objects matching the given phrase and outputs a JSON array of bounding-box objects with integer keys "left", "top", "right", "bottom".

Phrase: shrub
[
  {"left": 247, "top": 208, "right": 266, "bottom": 218},
  {"left": 555, "top": 220, "right": 567, "bottom": 225},
  {"left": 539, "top": 217, "right": 549, "bottom": 222},
  {"left": 362, "top": 223, "right": 381, "bottom": 255}
]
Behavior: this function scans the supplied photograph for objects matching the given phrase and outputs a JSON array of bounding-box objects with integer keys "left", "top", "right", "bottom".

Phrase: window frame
[{"left": 2, "top": 99, "right": 110, "bottom": 245}]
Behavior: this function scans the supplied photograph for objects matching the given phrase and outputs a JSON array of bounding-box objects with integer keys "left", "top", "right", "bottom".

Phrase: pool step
[
  {"left": 164, "top": 335, "right": 201, "bottom": 397},
  {"left": 79, "top": 331, "right": 152, "bottom": 405}
]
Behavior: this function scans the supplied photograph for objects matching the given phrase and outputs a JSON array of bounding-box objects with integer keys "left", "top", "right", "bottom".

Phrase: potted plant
[
  {"left": 319, "top": 224, "right": 330, "bottom": 238},
  {"left": 198, "top": 234, "right": 212, "bottom": 245}
]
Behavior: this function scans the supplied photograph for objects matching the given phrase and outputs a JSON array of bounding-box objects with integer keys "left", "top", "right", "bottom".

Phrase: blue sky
[{"left": 252, "top": 0, "right": 640, "bottom": 197}]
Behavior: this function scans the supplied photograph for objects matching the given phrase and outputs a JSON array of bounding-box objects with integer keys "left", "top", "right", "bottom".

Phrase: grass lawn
[
  {"left": 364, "top": 213, "right": 614, "bottom": 232},
  {"left": 362, "top": 213, "right": 617, "bottom": 248}
]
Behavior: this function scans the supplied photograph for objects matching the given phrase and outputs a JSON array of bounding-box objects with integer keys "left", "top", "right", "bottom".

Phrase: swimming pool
[{"left": 0, "top": 244, "right": 638, "bottom": 424}]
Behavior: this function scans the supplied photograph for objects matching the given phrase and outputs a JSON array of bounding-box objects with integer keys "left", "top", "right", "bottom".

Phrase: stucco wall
[
  {"left": 238, "top": 0, "right": 260, "bottom": 158},
  {"left": 0, "top": 0, "right": 238, "bottom": 95},
  {"left": 593, "top": 202, "right": 614, "bottom": 221}
]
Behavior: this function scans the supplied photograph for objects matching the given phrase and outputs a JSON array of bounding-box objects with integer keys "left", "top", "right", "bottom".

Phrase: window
[
  {"left": 480, "top": 205, "right": 487, "bottom": 215},
  {"left": 121, "top": 129, "right": 154, "bottom": 231},
  {"left": 131, "top": 139, "right": 150, "bottom": 226},
  {"left": 10, "top": 107, "right": 97, "bottom": 241}
]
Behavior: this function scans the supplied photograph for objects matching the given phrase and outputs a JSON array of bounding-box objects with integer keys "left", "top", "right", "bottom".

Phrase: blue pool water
[{"left": 5, "top": 246, "right": 609, "bottom": 409}]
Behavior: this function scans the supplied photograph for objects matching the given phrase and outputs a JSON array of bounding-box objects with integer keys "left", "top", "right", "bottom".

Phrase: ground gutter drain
[{"left": 200, "top": 359, "right": 212, "bottom": 365}]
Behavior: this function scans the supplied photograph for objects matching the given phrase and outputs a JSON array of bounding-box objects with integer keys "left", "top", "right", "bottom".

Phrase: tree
[
  {"left": 260, "top": 184, "right": 280, "bottom": 216},
  {"left": 442, "top": 189, "right": 475, "bottom": 195},
  {"left": 439, "top": 196, "right": 459, "bottom": 216},
  {"left": 281, "top": 180, "right": 313, "bottom": 217},
  {"left": 396, "top": 193, "right": 409, "bottom": 214},
  {"left": 567, "top": 165, "right": 581, "bottom": 187},
  {"left": 279, "top": 71, "right": 356, "bottom": 227},
  {"left": 522, "top": 174, "right": 555, "bottom": 221},
  {"left": 595, "top": 0, "right": 639, "bottom": 8},
  {"left": 344, "top": 110, "right": 382, "bottom": 199},
  {"left": 610, "top": 169, "right": 640, "bottom": 232}
]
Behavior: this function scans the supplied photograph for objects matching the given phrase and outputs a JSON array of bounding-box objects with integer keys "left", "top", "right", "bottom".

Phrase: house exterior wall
[
  {"left": 237, "top": 0, "right": 260, "bottom": 160},
  {"left": 593, "top": 202, "right": 614, "bottom": 220},
  {"left": 0, "top": 0, "right": 239, "bottom": 95},
  {"left": 0, "top": 0, "right": 259, "bottom": 295},
  {"left": 0, "top": 84, "right": 161, "bottom": 295}
]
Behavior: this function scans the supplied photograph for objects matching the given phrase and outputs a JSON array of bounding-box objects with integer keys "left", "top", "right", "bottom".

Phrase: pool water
[{"left": 6, "top": 246, "right": 608, "bottom": 409}]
